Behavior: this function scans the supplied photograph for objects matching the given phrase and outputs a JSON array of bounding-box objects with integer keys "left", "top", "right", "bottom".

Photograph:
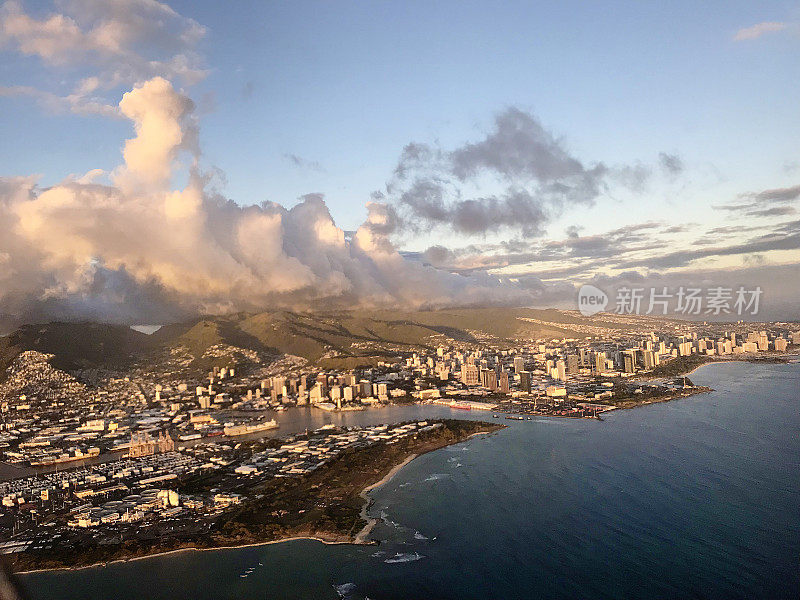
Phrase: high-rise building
[
  {"left": 555, "top": 360, "right": 566, "bottom": 381},
  {"left": 461, "top": 363, "right": 480, "bottom": 386},
  {"left": 519, "top": 371, "right": 532, "bottom": 393},
  {"left": 513, "top": 357, "right": 525, "bottom": 374},
  {"left": 623, "top": 351, "right": 636, "bottom": 374},
  {"left": 594, "top": 352, "right": 606, "bottom": 374},
  {"left": 481, "top": 369, "right": 498, "bottom": 391},
  {"left": 579, "top": 348, "right": 589, "bottom": 366},
  {"left": 757, "top": 332, "right": 769, "bottom": 351},
  {"left": 498, "top": 371, "right": 510, "bottom": 392},
  {"left": 566, "top": 354, "right": 579, "bottom": 375}
]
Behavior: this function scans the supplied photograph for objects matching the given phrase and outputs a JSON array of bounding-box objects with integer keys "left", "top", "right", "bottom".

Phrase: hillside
[
  {"left": 150, "top": 308, "right": 593, "bottom": 368},
  {"left": 0, "top": 307, "right": 682, "bottom": 374},
  {"left": 0, "top": 322, "right": 152, "bottom": 378}
]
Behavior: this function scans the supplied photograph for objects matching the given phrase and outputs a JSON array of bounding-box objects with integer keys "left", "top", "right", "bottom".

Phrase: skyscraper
[
  {"left": 594, "top": 352, "right": 606, "bottom": 374},
  {"left": 519, "top": 371, "right": 532, "bottom": 393}
]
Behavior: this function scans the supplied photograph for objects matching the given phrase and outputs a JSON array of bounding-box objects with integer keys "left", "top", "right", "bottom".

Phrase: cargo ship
[
  {"left": 29, "top": 447, "right": 101, "bottom": 466},
  {"left": 223, "top": 419, "right": 279, "bottom": 437}
]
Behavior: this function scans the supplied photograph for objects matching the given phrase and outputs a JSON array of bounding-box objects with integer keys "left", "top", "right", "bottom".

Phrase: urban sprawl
[{"left": 0, "top": 323, "right": 797, "bottom": 558}]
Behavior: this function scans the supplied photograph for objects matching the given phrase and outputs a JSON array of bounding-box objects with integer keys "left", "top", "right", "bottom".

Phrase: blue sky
[
  {"left": 3, "top": 1, "right": 799, "bottom": 229},
  {"left": 0, "top": 0, "right": 798, "bottom": 321}
]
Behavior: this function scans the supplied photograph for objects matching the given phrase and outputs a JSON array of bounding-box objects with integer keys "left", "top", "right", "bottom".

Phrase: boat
[{"left": 223, "top": 419, "right": 279, "bottom": 437}]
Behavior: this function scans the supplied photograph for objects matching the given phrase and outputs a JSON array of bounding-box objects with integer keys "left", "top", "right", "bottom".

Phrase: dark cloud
[
  {"left": 449, "top": 107, "right": 598, "bottom": 183},
  {"left": 283, "top": 154, "right": 324, "bottom": 172},
  {"left": 421, "top": 245, "right": 454, "bottom": 267},
  {"left": 658, "top": 152, "right": 684, "bottom": 176},
  {"left": 619, "top": 229, "right": 800, "bottom": 270},
  {"left": 382, "top": 107, "right": 625, "bottom": 239},
  {"left": 611, "top": 163, "right": 651, "bottom": 192},
  {"left": 749, "top": 184, "right": 800, "bottom": 203},
  {"left": 662, "top": 224, "right": 692, "bottom": 234},
  {"left": 706, "top": 225, "right": 760, "bottom": 235},
  {"left": 714, "top": 202, "right": 797, "bottom": 218},
  {"left": 746, "top": 206, "right": 796, "bottom": 218}
]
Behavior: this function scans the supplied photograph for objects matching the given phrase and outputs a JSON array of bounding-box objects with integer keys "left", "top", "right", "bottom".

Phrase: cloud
[
  {"left": 283, "top": 153, "right": 324, "bottom": 173},
  {"left": 747, "top": 184, "right": 800, "bottom": 203},
  {"left": 381, "top": 107, "right": 621, "bottom": 238},
  {"left": 379, "top": 110, "right": 684, "bottom": 241},
  {"left": 0, "top": 84, "right": 119, "bottom": 117},
  {"left": 713, "top": 202, "right": 790, "bottom": 217},
  {"left": 0, "top": 0, "right": 206, "bottom": 115},
  {"left": 733, "top": 21, "right": 787, "bottom": 41},
  {"left": 0, "top": 78, "right": 548, "bottom": 324},
  {"left": 447, "top": 107, "right": 598, "bottom": 183},
  {"left": 658, "top": 152, "right": 684, "bottom": 176},
  {"left": 714, "top": 182, "right": 800, "bottom": 218},
  {"left": 746, "top": 206, "right": 796, "bottom": 218},
  {"left": 619, "top": 229, "right": 800, "bottom": 270}
]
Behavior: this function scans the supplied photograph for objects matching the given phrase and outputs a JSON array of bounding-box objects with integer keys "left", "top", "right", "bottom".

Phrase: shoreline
[
  {"left": 635, "top": 354, "right": 796, "bottom": 382},
  {"left": 17, "top": 424, "right": 500, "bottom": 576},
  {"left": 17, "top": 534, "right": 356, "bottom": 576},
  {"left": 351, "top": 429, "right": 495, "bottom": 545},
  {"left": 354, "top": 453, "right": 418, "bottom": 544}
]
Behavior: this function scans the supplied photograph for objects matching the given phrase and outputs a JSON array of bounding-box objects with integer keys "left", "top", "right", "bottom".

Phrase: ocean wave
[
  {"left": 414, "top": 531, "right": 429, "bottom": 540},
  {"left": 424, "top": 473, "right": 451, "bottom": 481},
  {"left": 379, "top": 510, "right": 404, "bottom": 529},
  {"left": 384, "top": 552, "right": 425, "bottom": 564},
  {"left": 334, "top": 582, "right": 357, "bottom": 598}
]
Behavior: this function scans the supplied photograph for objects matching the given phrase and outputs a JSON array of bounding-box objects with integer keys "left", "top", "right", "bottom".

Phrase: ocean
[{"left": 19, "top": 360, "right": 800, "bottom": 599}]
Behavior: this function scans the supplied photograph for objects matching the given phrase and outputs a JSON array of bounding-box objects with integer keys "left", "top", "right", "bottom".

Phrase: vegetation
[
  {"left": 638, "top": 354, "right": 713, "bottom": 379},
  {"left": 7, "top": 419, "right": 502, "bottom": 572},
  {"left": 0, "top": 308, "right": 598, "bottom": 372}
]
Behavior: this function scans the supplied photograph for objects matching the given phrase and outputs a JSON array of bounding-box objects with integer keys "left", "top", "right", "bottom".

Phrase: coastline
[
  {"left": 635, "top": 353, "right": 796, "bottom": 382},
  {"left": 15, "top": 421, "right": 502, "bottom": 576},
  {"left": 19, "top": 452, "right": 425, "bottom": 574},
  {"left": 351, "top": 429, "right": 494, "bottom": 545},
  {"left": 17, "top": 534, "right": 355, "bottom": 576},
  {"left": 354, "top": 453, "right": 418, "bottom": 544}
]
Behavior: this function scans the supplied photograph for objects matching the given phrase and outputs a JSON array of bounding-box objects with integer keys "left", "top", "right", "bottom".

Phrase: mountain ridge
[{"left": 0, "top": 307, "right": 682, "bottom": 375}]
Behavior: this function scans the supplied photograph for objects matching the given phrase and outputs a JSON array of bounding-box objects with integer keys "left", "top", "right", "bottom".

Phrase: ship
[
  {"left": 223, "top": 419, "right": 279, "bottom": 437},
  {"left": 30, "top": 447, "right": 101, "bottom": 466}
]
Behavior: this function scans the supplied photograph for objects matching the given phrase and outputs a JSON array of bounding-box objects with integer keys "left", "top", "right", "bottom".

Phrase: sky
[{"left": 0, "top": 0, "right": 798, "bottom": 325}]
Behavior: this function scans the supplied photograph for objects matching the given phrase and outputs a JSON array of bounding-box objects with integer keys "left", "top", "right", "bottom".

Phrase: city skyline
[{"left": 1, "top": 0, "right": 799, "bottom": 324}]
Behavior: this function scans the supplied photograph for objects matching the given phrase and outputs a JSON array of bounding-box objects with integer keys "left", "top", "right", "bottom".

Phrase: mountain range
[{"left": 0, "top": 307, "right": 676, "bottom": 376}]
